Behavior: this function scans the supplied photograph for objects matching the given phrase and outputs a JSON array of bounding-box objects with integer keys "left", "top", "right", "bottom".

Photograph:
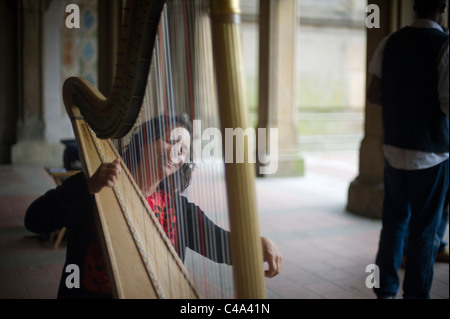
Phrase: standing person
[
  {"left": 25, "top": 113, "right": 282, "bottom": 298},
  {"left": 367, "top": 0, "right": 449, "bottom": 299}
]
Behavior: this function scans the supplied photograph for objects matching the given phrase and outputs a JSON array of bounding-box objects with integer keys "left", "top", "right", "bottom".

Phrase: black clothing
[
  {"left": 25, "top": 172, "right": 231, "bottom": 298},
  {"left": 381, "top": 26, "right": 449, "bottom": 153}
]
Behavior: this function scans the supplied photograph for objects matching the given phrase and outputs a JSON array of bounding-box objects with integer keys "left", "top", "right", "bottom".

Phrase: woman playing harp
[{"left": 24, "top": 113, "right": 282, "bottom": 299}]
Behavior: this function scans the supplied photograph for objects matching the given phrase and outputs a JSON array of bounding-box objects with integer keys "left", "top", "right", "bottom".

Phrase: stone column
[
  {"left": 12, "top": 0, "right": 102, "bottom": 166},
  {"left": 12, "top": 0, "right": 52, "bottom": 165},
  {"left": 347, "top": 0, "right": 415, "bottom": 218},
  {"left": 0, "top": 1, "right": 19, "bottom": 163},
  {"left": 256, "top": 0, "right": 303, "bottom": 177}
]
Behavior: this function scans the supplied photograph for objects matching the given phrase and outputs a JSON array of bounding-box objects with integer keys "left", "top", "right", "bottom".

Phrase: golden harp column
[{"left": 209, "top": 0, "right": 266, "bottom": 299}]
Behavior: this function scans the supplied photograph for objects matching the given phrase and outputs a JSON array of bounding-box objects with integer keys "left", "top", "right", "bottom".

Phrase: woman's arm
[
  {"left": 25, "top": 160, "right": 121, "bottom": 234},
  {"left": 178, "top": 197, "right": 231, "bottom": 265},
  {"left": 178, "top": 196, "right": 283, "bottom": 277},
  {"left": 24, "top": 172, "right": 93, "bottom": 234}
]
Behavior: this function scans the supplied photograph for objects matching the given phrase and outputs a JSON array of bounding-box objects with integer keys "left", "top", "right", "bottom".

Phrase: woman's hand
[
  {"left": 86, "top": 158, "right": 121, "bottom": 194},
  {"left": 261, "top": 236, "right": 282, "bottom": 278}
]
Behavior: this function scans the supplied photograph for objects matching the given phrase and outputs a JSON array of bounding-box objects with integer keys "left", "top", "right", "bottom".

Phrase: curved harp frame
[{"left": 63, "top": 0, "right": 266, "bottom": 299}]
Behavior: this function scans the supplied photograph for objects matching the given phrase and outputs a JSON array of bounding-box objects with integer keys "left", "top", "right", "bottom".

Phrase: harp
[{"left": 63, "top": 0, "right": 265, "bottom": 299}]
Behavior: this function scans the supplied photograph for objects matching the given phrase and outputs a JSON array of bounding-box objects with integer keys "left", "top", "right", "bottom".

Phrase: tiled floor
[{"left": 0, "top": 151, "right": 448, "bottom": 299}]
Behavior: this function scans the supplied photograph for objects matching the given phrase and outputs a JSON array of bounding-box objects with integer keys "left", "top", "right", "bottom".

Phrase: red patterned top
[
  {"left": 146, "top": 190, "right": 178, "bottom": 248},
  {"left": 82, "top": 230, "right": 111, "bottom": 295}
]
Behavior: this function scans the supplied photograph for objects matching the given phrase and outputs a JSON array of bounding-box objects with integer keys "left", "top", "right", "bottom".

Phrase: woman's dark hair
[
  {"left": 414, "top": 0, "right": 447, "bottom": 17},
  {"left": 122, "top": 113, "right": 195, "bottom": 194}
]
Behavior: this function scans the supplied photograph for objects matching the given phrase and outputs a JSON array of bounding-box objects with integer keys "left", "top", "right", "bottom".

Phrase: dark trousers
[
  {"left": 374, "top": 159, "right": 449, "bottom": 299},
  {"left": 403, "top": 188, "right": 448, "bottom": 253}
]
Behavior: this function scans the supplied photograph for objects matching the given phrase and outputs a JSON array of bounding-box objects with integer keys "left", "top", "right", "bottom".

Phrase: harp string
[
  {"left": 112, "top": 0, "right": 233, "bottom": 298},
  {"left": 179, "top": 0, "right": 233, "bottom": 298}
]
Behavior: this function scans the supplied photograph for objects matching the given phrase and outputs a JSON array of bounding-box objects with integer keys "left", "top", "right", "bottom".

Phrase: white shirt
[{"left": 369, "top": 19, "right": 449, "bottom": 170}]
